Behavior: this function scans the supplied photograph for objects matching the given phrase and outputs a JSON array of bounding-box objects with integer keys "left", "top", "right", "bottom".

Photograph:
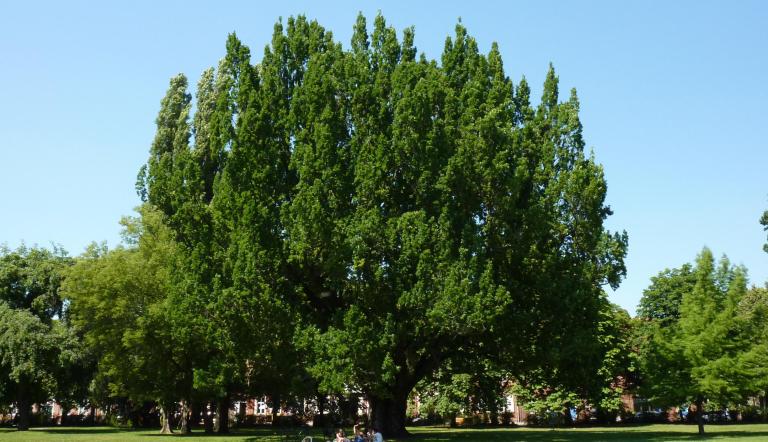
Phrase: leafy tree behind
[
  {"left": 63, "top": 208, "right": 199, "bottom": 434},
  {"left": 0, "top": 245, "right": 71, "bottom": 321},
  {"left": 415, "top": 360, "right": 506, "bottom": 426},
  {"left": 511, "top": 300, "right": 636, "bottom": 425},
  {"left": 639, "top": 248, "right": 761, "bottom": 435},
  {"left": 636, "top": 264, "right": 695, "bottom": 326},
  {"left": 0, "top": 245, "right": 83, "bottom": 431},
  {"left": 761, "top": 209, "right": 768, "bottom": 253},
  {"left": 0, "top": 303, "right": 77, "bottom": 430}
]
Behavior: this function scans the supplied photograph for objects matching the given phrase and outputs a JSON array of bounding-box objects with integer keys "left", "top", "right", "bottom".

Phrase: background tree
[
  {"left": 0, "top": 245, "right": 72, "bottom": 322},
  {"left": 736, "top": 285, "right": 768, "bottom": 414},
  {"left": 636, "top": 264, "right": 696, "bottom": 326},
  {"left": 761, "top": 209, "right": 768, "bottom": 253},
  {"left": 512, "top": 299, "right": 636, "bottom": 425},
  {"left": 0, "top": 302, "right": 82, "bottom": 430},
  {"left": 64, "top": 207, "right": 197, "bottom": 434},
  {"left": 639, "top": 248, "right": 758, "bottom": 435},
  {"left": 415, "top": 360, "right": 506, "bottom": 426},
  {"left": 0, "top": 245, "right": 81, "bottom": 431},
  {"left": 592, "top": 303, "right": 637, "bottom": 423},
  {"left": 416, "top": 371, "right": 473, "bottom": 426}
]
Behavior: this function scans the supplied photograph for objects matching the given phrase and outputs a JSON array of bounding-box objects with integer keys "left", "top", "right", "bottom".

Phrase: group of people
[{"left": 334, "top": 424, "right": 383, "bottom": 442}]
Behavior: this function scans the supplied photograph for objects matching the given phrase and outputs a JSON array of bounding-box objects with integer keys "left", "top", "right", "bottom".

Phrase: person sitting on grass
[
  {"left": 335, "top": 428, "right": 350, "bottom": 442},
  {"left": 352, "top": 423, "right": 363, "bottom": 442},
  {"left": 371, "top": 427, "right": 383, "bottom": 442}
]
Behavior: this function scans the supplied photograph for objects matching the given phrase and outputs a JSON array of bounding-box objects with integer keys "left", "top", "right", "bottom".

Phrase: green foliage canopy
[
  {"left": 133, "top": 13, "right": 627, "bottom": 436},
  {"left": 0, "top": 245, "right": 71, "bottom": 322},
  {"left": 638, "top": 248, "right": 763, "bottom": 434}
]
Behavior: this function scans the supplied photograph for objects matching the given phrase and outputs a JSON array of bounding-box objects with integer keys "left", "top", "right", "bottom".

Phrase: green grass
[{"left": 2, "top": 424, "right": 768, "bottom": 441}]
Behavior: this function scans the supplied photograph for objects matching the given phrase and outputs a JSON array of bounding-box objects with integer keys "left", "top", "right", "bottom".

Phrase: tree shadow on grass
[
  {"left": 387, "top": 427, "right": 768, "bottom": 442},
  {"left": 23, "top": 426, "right": 142, "bottom": 435},
  {"left": 19, "top": 426, "right": 768, "bottom": 441},
  {"left": 138, "top": 427, "right": 321, "bottom": 440}
]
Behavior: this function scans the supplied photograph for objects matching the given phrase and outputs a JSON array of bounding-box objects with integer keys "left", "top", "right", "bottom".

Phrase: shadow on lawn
[
  {"left": 138, "top": 427, "right": 320, "bottom": 440},
  {"left": 24, "top": 427, "right": 302, "bottom": 440},
  {"left": 384, "top": 427, "right": 768, "bottom": 442},
  {"left": 27, "top": 426, "right": 131, "bottom": 435},
  {"left": 21, "top": 426, "right": 768, "bottom": 441}
]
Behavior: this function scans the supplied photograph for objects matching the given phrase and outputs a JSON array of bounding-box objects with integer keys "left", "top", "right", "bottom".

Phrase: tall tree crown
[{"left": 134, "top": 14, "right": 627, "bottom": 435}]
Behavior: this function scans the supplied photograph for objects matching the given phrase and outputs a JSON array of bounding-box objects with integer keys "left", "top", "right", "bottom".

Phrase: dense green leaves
[
  {"left": 63, "top": 207, "right": 200, "bottom": 433},
  {"left": 8, "top": 11, "right": 768, "bottom": 437},
  {"left": 0, "top": 303, "right": 58, "bottom": 407},
  {"left": 761, "top": 209, "right": 768, "bottom": 253},
  {"left": 0, "top": 247, "right": 82, "bottom": 430},
  {"left": 511, "top": 300, "right": 636, "bottom": 424},
  {"left": 1, "top": 13, "right": 626, "bottom": 436},
  {"left": 132, "top": 13, "right": 626, "bottom": 436},
  {"left": 0, "top": 246, "right": 83, "bottom": 430},
  {"left": 637, "top": 248, "right": 764, "bottom": 434},
  {"left": 0, "top": 245, "right": 71, "bottom": 321},
  {"left": 637, "top": 264, "right": 695, "bottom": 326},
  {"left": 128, "top": 13, "right": 628, "bottom": 436}
]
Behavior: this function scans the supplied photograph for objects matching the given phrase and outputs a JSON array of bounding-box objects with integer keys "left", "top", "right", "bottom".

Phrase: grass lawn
[{"left": 2, "top": 424, "right": 768, "bottom": 441}]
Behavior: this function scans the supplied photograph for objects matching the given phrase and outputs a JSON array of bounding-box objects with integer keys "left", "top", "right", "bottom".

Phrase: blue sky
[{"left": 1, "top": 1, "right": 767, "bottom": 314}]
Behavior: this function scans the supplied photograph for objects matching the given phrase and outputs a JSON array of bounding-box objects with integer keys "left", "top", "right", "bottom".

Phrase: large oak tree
[{"left": 139, "top": 14, "right": 627, "bottom": 436}]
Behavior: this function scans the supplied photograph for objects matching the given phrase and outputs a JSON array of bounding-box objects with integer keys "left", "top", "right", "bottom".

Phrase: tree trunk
[
  {"left": 159, "top": 403, "right": 174, "bottom": 435},
  {"left": 204, "top": 401, "right": 214, "bottom": 433},
  {"left": 695, "top": 398, "right": 705, "bottom": 436},
  {"left": 762, "top": 395, "right": 767, "bottom": 416},
  {"left": 60, "top": 403, "right": 67, "bottom": 426},
  {"left": 368, "top": 390, "right": 410, "bottom": 438},
  {"left": 125, "top": 400, "right": 138, "bottom": 428},
  {"left": 271, "top": 392, "right": 281, "bottom": 426},
  {"left": 189, "top": 401, "right": 199, "bottom": 431},
  {"left": 17, "top": 396, "right": 31, "bottom": 431},
  {"left": 217, "top": 394, "right": 230, "bottom": 434},
  {"left": 317, "top": 394, "right": 325, "bottom": 428},
  {"left": 179, "top": 399, "right": 191, "bottom": 434},
  {"left": 563, "top": 407, "right": 574, "bottom": 426}
]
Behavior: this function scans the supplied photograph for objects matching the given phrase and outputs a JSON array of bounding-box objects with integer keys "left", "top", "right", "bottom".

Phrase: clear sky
[{"left": 2, "top": 1, "right": 767, "bottom": 315}]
